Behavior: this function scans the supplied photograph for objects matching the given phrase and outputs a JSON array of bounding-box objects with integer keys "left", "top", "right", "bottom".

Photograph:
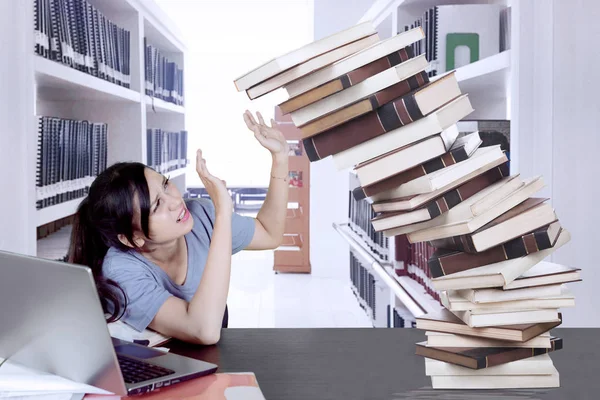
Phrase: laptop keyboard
[{"left": 117, "top": 354, "right": 175, "bottom": 384}]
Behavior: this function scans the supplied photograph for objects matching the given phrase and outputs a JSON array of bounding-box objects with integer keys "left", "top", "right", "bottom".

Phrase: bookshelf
[{"left": 0, "top": 0, "right": 187, "bottom": 257}]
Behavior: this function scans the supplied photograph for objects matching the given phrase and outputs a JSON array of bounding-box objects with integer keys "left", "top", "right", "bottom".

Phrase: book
[
  {"left": 415, "top": 336, "right": 563, "bottom": 369},
  {"left": 278, "top": 46, "right": 415, "bottom": 114},
  {"left": 437, "top": 198, "right": 557, "bottom": 252},
  {"left": 503, "top": 261, "right": 582, "bottom": 290},
  {"left": 297, "top": 70, "right": 429, "bottom": 138},
  {"left": 246, "top": 34, "right": 379, "bottom": 99},
  {"left": 290, "top": 54, "right": 429, "bottom": 127},
  {"left": 429, "top": 4, "right": 502, "bottom": 74},
  {"left": 430, "top": 220, "right": 562, "bottom": 254},
  {"left": 304, "top": 82, "right": 471, "bottom": 164},
  {"left": 234, "top": 21, "right": 376, "bottom": 91},
  {"left": 457, "top": 283, "right": 565, "bottom": 304},
  {"left": 431, "top": 229, "right": 571, "bottom": 291},
  {"left": 355, "top": 124, "right": 459, "bottom": 187},
  {"left": 425, "top": 353, "right": 556, "bottom": 375},
  {"left": 372, "top": 154, "right": 504, "bottom": 214},
  {"left": 450, "top": 308, "right": 560, "bottom": 328},
  {"left": 425, "top": 331, "right": 552, "bottom": 349},
  {"left": 440, "top": 286, "right": 575, "bottom": 312},
  {"left": 353, "top": 131, "right": 482, "bottom": 200},
  {"left": 375, "top": 146, "right": 508, "bottom": 208},
  {"left": 371, "top": 162, "right": 507, "bottom": 231},
  {"left": 107, "top": 320, "right": 171, "bottom": 347},
  {"left": 406, "top": 177, "right": 545, "bottom": 243},
  {"left": 284, "top": 27, "right": 424, "bottom": 97},
  {"left": 430, "top": 371, "right": 559, "bottom": 389},
  {"left": 331, "top": 94, "right": 473, "bottom": 170},
  {"left": 427, "top": 222, "right": 563, "bottom": 278},
  {"left": 416, "top": 309, "right": 562, "bottom": 342},
  {"left": 382, "top": 163, "right": 515, "bottom": 237}
]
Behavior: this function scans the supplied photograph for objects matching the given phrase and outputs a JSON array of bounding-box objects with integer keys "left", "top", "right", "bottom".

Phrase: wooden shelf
[
  {"left": 34, "top": 56, "right": 141, "bottom": 103},
  {"left": 37, "top": 198, "right": 84, "bottom": 227},
  {"left": 145, "top": 95, "right": 185, "bottom": 114}
]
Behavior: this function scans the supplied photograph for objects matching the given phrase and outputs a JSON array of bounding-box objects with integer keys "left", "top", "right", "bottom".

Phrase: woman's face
[{"left": 142, "top": 168, "right": 194, "bottom": 243}]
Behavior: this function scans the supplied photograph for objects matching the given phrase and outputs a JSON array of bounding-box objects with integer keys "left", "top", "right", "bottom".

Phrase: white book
[
  {"left": 407, "top": 176, "right": 545, "bottom": 243},
  {"left": 425, "top": 331, "right": 551, "bottom": 349},
  {"left": 356, "top": 125, "right": 458, "bottom": 188},
  {"left": 425, "top": 354, "right": 555, "bottom": 375},
  {"left": 246, "top": 34, "right": 379, "bottom": 99},
  {"left": 332, "top": 94, "right": 473, "bottom": 170},
  {"left": 431, "top": 229, "right": 571, "bottom": 291},
  {"left": 433, "top": 5, "right": 502, "bottom": 74},
  {"left": 285, "top": 27, "right": 424, "bottom": 97},
  {"left": 452, "top": 308, "right": 560, "bottom": 328},
  {"left": 440, "top": 286, "right": 575, "bottom": 312},
  {"left": 504, "top": 261, "right": 582, "bottom": 290},
  {"left": 430, "top": 371, "right": 559, "bottom": 389},
  {"left": 234, "top": 21, "right": 376, "bottom": 91},
  {"left": 457, "top": 284, "right": 565, "bottom": 304},
  {"left": 382, "top": 170, "right": 524, "bottom": 238},
  {"left": 290, "top": 55, "right": 429, "bottom": 126}
]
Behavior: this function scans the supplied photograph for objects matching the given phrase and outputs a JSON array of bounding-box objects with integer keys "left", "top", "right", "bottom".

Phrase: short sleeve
[
  {"left": 103, "top": 258, "right": 171, "bottom": 332},
  {"left": 190, "top": 198, "right": 256, "bottom": 254}
]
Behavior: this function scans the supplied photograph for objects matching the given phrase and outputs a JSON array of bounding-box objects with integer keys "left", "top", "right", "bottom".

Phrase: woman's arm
[
  {"left": 243, "top": 111, "right": 290, "bottom": 250},
  {"left": 149, "top": 150, "right": 233, "bottom": 345}
]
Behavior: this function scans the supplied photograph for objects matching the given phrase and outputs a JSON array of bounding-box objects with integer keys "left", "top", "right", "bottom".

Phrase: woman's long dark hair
[{"left": 68, "top": 162, "right": 155, "bottom": 322}]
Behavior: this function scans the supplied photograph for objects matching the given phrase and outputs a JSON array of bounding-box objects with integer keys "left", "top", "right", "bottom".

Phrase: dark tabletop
[{"left": 167, "top": 327, "right": 599, "bottom": 400}]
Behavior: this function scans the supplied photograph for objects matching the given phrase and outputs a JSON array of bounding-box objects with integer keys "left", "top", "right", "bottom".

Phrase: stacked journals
[{"left": 235, "top": 21, "right": 581, "bottom": 389}]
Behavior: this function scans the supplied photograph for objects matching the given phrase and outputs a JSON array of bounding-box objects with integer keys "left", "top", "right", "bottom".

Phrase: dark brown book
[
  {"left": 372, "top": 161, "right": 508, "bottom": 215},
  {"left": 429, "top": 198, "right": 551, "bottom": 253},
  {"left": 303, "top": 81, "right": 460, "bottom": 162},
  {"left": 416, "top": 309, "right": 562, "bottom": 342},
  {"left": 431, "top": 220, "right": 562, "bottom": 256},
  {"left": 428, "top": 222, "right": 562, "bottom": 278},
  {"left": 415, "top": 337, "right": 563, "bottom": 369},
  {"left": 298, "top": 70, "right": 429, "bottom": 138},
  {"left": 278, "top": 47, "right": 414, "bottom": 114},
  {"left": 353, "top": 139, "right": 479, "bottom": 201},
  {"left": 370, "top": 166, "right": 507, "bottom": 232}
]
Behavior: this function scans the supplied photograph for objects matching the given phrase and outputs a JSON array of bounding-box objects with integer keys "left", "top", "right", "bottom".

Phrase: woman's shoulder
[{"left": 102, "top": 247, "right": 149, "bottom": 276}]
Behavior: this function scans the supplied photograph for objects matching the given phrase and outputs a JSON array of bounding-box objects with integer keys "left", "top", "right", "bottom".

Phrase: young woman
[{"left": 69, "top": 111, "right": 289, "bottom": 345}]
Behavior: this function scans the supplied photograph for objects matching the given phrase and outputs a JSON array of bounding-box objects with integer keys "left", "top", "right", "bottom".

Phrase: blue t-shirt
[{"left": 102, "top": 198, "right": 255, "bottom": 332}]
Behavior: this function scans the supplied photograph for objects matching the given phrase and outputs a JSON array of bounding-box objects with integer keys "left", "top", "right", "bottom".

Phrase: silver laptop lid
[{"left": 0, "top": 250, "right": 127, "bottom": 395}]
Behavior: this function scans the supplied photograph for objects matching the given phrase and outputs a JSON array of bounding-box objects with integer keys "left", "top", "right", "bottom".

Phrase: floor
[{"left": 227, "top": 248, "right": 373, "bottom": 328}]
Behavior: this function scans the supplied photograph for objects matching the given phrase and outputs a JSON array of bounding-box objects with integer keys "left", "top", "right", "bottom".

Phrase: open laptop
[{"left": 0, "top": 250, "right": 218, "bottom": 395}]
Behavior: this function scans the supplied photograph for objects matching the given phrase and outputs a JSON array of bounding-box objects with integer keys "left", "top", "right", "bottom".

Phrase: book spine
[
  {"left": 355, "top": 143, "right": 470, "bottom": 200},
  {"left": 432, "top": 223, "right": 558, "bottom": 256},
  {"left": 303, "top": 70, "right": 430, "bottom": 162},
  {"left": 484, "top": 337, "right": 563, "bottom": 368}
]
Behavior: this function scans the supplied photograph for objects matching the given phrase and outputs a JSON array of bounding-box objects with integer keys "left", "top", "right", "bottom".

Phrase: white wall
[{"left": 511, "top": 0, "right": 600, "bottom": 327}]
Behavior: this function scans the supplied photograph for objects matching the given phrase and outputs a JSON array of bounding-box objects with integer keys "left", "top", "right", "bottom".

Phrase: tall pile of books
[{"left": 235, "top": 21, "right": 581, "bottom": 389}]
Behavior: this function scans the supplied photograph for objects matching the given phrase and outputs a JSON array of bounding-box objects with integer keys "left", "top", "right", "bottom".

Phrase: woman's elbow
[{"left": 192, "top": 329, "right": 221, "bottom": 345}]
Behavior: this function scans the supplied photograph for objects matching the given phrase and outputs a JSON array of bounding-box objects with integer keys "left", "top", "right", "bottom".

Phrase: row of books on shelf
[
  {"left": 145, "top": 43, "right": 185, "bottom": 106},
  {"left": 36, "top": 116, "right": 107, "bottom": 210},
  {"left": 348, "top": 192, "right": 389, "bottom": 264},
  {"left": 349, "top": 251, "right": 377, "bottom": 322},
  {"left": 403, "top": 4, "right": 510, "bottom": 78},
  {"left": 146, "top": 128, "right": 189, "bottom": 175},
  {"left": 232, "top": 19, "right": 582, "bottom": 389},
  {"left": 34, "top": 0, "right": 131, "bottom": 87}
]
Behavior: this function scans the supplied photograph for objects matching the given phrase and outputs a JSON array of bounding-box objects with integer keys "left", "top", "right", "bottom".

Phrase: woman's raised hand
[{"left": 196, "top": 149, "right": 232, "bottom": 215}]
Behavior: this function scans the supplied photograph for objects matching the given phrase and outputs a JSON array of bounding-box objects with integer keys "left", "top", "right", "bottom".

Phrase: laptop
[{"left": 0, "top": 250, "right": 218, "bottom": 395}]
